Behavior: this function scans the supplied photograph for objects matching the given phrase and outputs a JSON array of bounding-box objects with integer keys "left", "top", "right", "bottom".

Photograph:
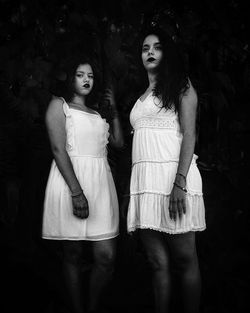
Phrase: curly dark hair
[
  {"left": 137, "top": 26, "right": 189, "bottom": 113},
  {"left": 63, "top": 55, "right": 102, "bottom": 109}
]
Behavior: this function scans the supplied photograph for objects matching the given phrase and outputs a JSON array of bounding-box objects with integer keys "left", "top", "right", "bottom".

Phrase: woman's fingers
[
  {"left": 169, "top": 196, "right": 186, "bottom": 220},
  {"left": 177, "top": 199, "right": 184, "bottom": 219},
  {"left": 73, "top": 206, "right": 89, "bottom": 219},
  {"left": 104, "top": 88, "right": 115, "bottom": 105},
  {"left": 169, "top": 198, "right": 177, "bottom": 221},
  {"left": 72, "top": 195, "right": 89, "bottom": 219},
  {"left": 82, "top": 207, "right": 89, "bottom": 218},
  {"left": 182, "top": 198, "right": 186, "bottom": 214},
  {"left": 105, "top": 88, "right": 112, "bottom": 95}
]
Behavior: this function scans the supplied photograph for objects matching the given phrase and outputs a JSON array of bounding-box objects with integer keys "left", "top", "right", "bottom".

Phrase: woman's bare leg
[
  {"left": 88, "top": 238, "right": 117, "bottom": 312},
  {"left": 140, "top": 230, "right": 171, "bottom": 313},
  {"left": 62, "top": 241, "right": 85, "bottom": 313},
  {"left": 167, "top": 232, "right": 201, "bottom": 313}
]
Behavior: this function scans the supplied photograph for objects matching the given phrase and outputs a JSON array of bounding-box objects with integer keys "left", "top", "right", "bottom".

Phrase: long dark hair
[
  {"left": 138, "top": 26, "right": 189, "bottom": 113},
  {"left": 63, "top": 55, "right": 102, "bottom": 109}
]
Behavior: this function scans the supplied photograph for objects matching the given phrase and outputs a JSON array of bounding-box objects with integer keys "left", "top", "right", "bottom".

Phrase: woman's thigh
[
  {"left": 62, "top": 240, "right": 84, "bottom": 264},
  {"left": 91, "top": 238, "right": 117, "bottom": 265},
  {"left": 167, "top": 232, "right": 198, "bottom": 266}
]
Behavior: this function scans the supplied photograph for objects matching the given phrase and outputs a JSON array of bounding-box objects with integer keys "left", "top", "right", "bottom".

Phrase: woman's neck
[
  {"left": 70, "top": 95, "right": 87, "bottom": 109},
  {"left": 147, "top": 72, "right": 157, "bottom": 90}
]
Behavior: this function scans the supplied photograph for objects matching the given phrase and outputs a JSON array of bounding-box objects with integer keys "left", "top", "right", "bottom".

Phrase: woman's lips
[{"left": 147, "top": 57, "right": 156, "bottom": 62}]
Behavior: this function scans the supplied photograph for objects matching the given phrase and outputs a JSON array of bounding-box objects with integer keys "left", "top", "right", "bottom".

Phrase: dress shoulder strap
[
  {"left": 57, "top": 97, "right": 74, "bottom": 150},
  {"left": 59, "top": 97, "right": 71, "bottom": 117}
]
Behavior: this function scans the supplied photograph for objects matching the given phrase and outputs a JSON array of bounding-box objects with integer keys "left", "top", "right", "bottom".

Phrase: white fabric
[
  {"left": 127, "top": 92, "right": 206, "bottom": 234},
  {"left": 42, "top": 98, "right": 119, "bottom": 241}
]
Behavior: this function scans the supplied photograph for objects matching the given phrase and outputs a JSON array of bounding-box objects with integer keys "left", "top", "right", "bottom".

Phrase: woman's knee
[
  {"left": 169, "top": 233, "right": 198, "bottom": 269},
  {"left": 94, "top": 247, "right": 116, "bottom": 270},
  {"left": 140, "top": 230, "right": 170, "bottom": 272},
  {"left": 173, "top": 246, "right": 198, "bottom": 270},
  {"left": 146, "top": 251, "right": 170, "bottom": 273}
]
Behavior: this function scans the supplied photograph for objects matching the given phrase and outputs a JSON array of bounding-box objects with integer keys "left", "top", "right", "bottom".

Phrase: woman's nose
[{"left": 148, "top": 47, "right": 154, "bottom": 55}]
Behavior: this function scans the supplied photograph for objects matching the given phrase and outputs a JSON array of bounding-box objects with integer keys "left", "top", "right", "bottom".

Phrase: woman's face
[
  {"left": 141, "top": 34, "right": 163, "bottom": 72},
  {"left": 73, "top": 63, "right": 94, "bottom": 96}
]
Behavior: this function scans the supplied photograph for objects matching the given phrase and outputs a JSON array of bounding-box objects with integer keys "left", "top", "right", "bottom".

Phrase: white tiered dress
[
  {"left": 42, "top": 98, "right": 119, "bottom": 241},
  {"left": 127, "top": 93, "right": 206, "bottom": 234}
]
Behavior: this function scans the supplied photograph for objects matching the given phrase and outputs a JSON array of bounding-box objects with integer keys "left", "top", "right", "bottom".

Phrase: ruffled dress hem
[
  {"left": 127, "top": 192, "right": 206, "bottom": 234},
  {"left": 127, "top": 225, "right": 206, "bottom": 234}
]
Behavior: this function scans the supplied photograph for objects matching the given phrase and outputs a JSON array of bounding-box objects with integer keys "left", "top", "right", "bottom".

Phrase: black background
[{"left": 0, "top": 0, "right": 250, "bottom": 312}]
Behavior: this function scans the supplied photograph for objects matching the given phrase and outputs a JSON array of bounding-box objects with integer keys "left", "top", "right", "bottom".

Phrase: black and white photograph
[{"left": 0, "top": 0, "right": 249, "bottom": 313}]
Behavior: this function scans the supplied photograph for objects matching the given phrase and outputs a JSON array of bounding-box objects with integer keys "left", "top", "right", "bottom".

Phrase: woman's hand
[
  {"left": 169, "top": 175, "right": 187, "bottom": 221},
  {"left": 104, "top": 87, "right": 116, "bottom": 109},
  {"left": 104, "top": 87, "right": 119, "bottom": 120},
  {"left": 103, "top": 86, "right": 124, "bottom": 148},
  {"left": 72, "top": 192, "right": 89, "bottom": 219}
]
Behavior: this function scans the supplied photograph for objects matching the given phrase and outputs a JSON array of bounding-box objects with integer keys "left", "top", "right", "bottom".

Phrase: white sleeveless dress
[
  {"left": 42, "top": 98, "right": 119, "bottom": 241},
  {"left": 127, "top": 93, "right": 206, "bottom": 234}
]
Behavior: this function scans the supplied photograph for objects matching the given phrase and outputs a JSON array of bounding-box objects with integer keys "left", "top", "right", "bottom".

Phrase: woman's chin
[
  {"left": 146, "top": 65, "right": 159, "bottom": 73},
  {"left": 76, "top": 89, "right": 92, "bottom": 96}
]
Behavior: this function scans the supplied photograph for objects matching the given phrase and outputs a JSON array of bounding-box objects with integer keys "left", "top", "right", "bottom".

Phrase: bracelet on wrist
[
  {"left": 71, "top": 189, "right": 83, "bottom": 197},
  {"left": 173, "top": 182, "right": 187, "bottom": 193},
  {"left": 176, "top": 172, "right": 186, "bottom": 180}
]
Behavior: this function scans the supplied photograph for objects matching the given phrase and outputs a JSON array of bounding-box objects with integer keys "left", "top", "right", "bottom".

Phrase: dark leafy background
[{"left": 0, "top": 1, "right": 250, "bottom": 313}]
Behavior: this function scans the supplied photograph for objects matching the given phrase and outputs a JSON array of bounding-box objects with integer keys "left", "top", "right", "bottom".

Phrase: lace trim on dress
[
  {"left": 102, "top": 118, "right": 110, "bottom": 146},
  {"left": 132, "top": 156, "right": 197, "bottom": 166},
  {"left": 134, "top": 116, "right": 179, "bottom": 130},
  {"left": 127, "top": 225, "right": 206, "bottom": 234},
  {"left": 62, "top": 99, "right": 75, "bottom": 151},
  {"left": 132, "top": 159, "right": 179, "bottom": 166},
  {"left": 61, "top": 98, "right": 110, "bottom": 151}
]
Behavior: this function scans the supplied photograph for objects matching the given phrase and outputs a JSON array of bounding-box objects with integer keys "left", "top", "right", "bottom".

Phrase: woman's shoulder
[
  {"left": 49, "top": 96, "right": 65, "bottom": 106},
  {"left": 46, "top": 96, "right": 66, "bottom": 121},
  {"left": 182, "top": 79, "right": 197, "bottom": 105},
  {"left": 47, "top": 96, "right": 66, "bottom": 112}
]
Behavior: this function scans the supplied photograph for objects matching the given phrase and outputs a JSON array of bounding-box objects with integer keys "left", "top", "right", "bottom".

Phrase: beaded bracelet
[
  {"left": 71, "top": 189, "right": 83, "bottom": 197},
  {"left": 173, "top": 182, "right": 187, "bottom": 193}
]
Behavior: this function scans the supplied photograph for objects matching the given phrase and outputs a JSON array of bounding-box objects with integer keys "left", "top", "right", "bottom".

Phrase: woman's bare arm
[
  {"left": 176, "top": 81, "right": 198, "bottom": 179},
  {"left": 45, "top": 98, "right": 88, "bottom": 218},
  {"left": 169, "top": 81, "right": 198, "bottom": 221},
  {"left": 104, "top": 87, "right": 124, "bottom": 149}
]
